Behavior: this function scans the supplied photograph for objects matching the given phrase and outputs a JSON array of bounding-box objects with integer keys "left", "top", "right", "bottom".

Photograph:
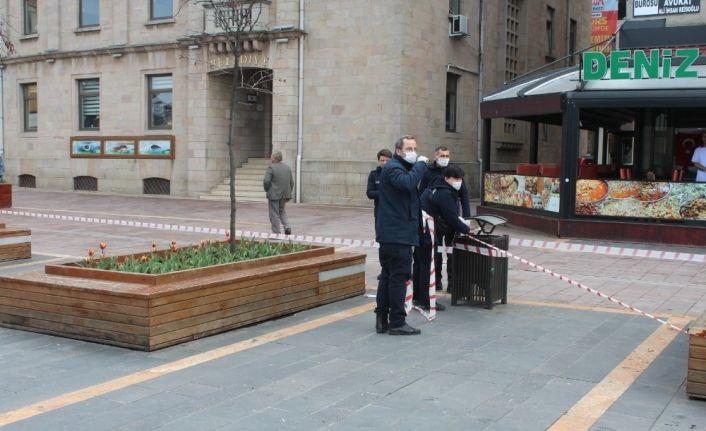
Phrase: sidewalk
[{"left": 0, "top": 189, "right": 704, "bottom": 430}]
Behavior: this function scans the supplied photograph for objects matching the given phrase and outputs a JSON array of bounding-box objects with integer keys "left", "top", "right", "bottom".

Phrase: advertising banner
[
  {"left": 591, "top": 0, "right": 618, "bottom": 51},
  {"left": 575, "top": 179, "right": 706, "bottom": 220},
  {"left": 484, "top": 173, "right": 561, "bottom": 213},
  {"left": 634, "top": 0, "right": 700, "bottom": 17}
]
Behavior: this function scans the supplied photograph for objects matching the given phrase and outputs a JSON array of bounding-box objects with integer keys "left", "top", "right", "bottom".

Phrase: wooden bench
[
  {"left": 688, "top": 311, "right": 706, "bottom": 399},
  {"left": 0, "top": 226, "right": 31, "bottom": 262}
]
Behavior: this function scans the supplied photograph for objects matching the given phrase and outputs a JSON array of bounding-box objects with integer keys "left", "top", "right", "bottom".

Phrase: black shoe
[
  {"left": 389, "top": 323, "right": 421, "bottom": 335},
  {"left": 375, "top": 314, "right": 389, "bottom": 334},
  {"left": 285, "top": 228, "right": 292, "bottom": 235}
]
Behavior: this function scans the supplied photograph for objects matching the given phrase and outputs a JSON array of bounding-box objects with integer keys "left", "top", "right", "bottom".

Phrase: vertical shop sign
[{"left": 591, "top": 0, "right": 619, "bottom": 52}]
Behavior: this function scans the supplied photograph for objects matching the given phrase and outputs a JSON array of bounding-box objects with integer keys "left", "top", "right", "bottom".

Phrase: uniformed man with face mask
[{"left": 374, "top": 135, "right": 428, "bottom": 335}]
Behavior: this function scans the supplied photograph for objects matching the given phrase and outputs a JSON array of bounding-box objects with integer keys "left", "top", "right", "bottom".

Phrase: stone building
[{"left": 0, "top": 0, "right": 591, "bottom": 205}]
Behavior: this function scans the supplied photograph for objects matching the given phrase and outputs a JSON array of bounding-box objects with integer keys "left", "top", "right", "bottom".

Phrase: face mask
[
  {"left": 403, "top": 151, "right": 418, "bottom": 164},
  {"left": 437, "top": 158, "right": 450, "bottom": 167},
  {"left": 450, "top": 180, "right": 463, "bottom": 190}
]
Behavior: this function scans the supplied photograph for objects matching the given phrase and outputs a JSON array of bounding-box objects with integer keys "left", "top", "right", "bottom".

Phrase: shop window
[
  {"left": 449, "top": 0, "right": 460, "bottom": 14},
  {"left": 545, "top": 6, "right": 555, "bottom": 58},
  {"left": 143, "top": 177, "right": 170, "bottom": 195},
  {"left": 445, "top": 73, "right": 459, "bottom": 132},
  {"left": 74, "top": 176, "right": 97, "bottom": 192},
  {"left": 23, "top": 0, "right": 37, "bottom": 35},
  {"left": 18, "top": 174, "right": 36, "bottom": 188},
  {"left": 148, "top": 74, "right": 172, "bottom": 129},
  {"left": 22, "top": 83, "right": 37, "bottom": 132},
  {"left": 78, "top": 79, "right": 100, "bottom": 130},
  {"left": 79, "top": 0, "right": 99, "bottom": 27},
  {"left": 151, "top": 0, "right": 173, "bottom": 20}
]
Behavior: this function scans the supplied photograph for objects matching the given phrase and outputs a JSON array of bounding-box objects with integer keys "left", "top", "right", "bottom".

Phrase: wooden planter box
[
  {"left": 687, "top": 311, "right": 706, "bottom": 399},
  {"left": 0, "top": 224, "right": 31, "bottom": 262},
  {"left": 0, "top": 244, "right": 365, "bottom": 350},
  {"left": 0, "top": 183, "right": 11, "bottom": 208}
]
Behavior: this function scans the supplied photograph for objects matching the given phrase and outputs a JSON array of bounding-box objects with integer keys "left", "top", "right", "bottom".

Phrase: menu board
[
  {"left": 484, "top": 173, "right": 561, "bottom": 213},
  {"left": 575, "top": 180, "right": 706, "bottom": 221}
]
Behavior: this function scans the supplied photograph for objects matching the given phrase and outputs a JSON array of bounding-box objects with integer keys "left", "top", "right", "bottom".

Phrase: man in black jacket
[
  {"left": 418, "top": 146, "right": 471, "bottom": 293},
  {"left": 416, "top": 165, "right": 472, "bottom": 310},
  {"left": 375, "top": 135, "right": 428, "bottom": 335},
  {"left": 366, "top": 149, "right": 392, "bottom": 221}
]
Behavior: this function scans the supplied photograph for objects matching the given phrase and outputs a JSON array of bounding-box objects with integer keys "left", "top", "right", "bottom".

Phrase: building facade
[{"left": 0, "top": 0, "right": 591, "bottom": 205}]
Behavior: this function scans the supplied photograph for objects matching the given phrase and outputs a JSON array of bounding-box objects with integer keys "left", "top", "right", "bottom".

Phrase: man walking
[
  {"left": 375, "top": 135, "right": 428, "bottom": 335},
  {"left": 263, "top": 151, "right": 294, "bottom": 235}
]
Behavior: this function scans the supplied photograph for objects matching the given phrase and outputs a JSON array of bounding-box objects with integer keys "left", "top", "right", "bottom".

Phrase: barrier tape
[
  {"left": 466, "top": 235, "right": 691, "bottom": 335},
  {"left": 2, "top": 209, "right": 704, "bottom": 263},
  {"left": 407, "top": 211, "right": 436, "bottom": 321}
]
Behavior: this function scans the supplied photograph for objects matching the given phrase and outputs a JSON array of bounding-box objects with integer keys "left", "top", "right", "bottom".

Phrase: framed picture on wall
[
  {"left": 70, "top": 138, "right": 102, "bottom": 157},
  {"left": 138, "top": 137, "right": 174, "bottom": 158},
  {"left": 104, "top": 139, "right": 136, "bottom": 157}
]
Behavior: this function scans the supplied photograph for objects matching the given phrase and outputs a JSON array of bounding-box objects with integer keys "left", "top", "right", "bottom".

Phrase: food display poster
[
  {"left": 575, "top": 179, "right": 706, "bottom": 221},
  {"left": 70, "top": 136, "right": 174, "bottom": 159},
  {"left": 484, "top": 173, "right": 561, "bottom": 213}
]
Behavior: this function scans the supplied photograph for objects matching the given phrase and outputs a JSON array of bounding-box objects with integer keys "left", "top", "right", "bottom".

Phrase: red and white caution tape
[
  {"left": 407, "top": 211, "right": 437, "bottom": 321},
  {"left": 467, "top": 235, "right": 690, "bottom": 335},
  {"left": 2, "top": 209, "right": 704, "bottom": 263}
]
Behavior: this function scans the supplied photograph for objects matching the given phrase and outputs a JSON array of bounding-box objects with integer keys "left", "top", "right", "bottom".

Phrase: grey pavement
[{"left": 0, "top": 188, "right": 705, "bottom": 430}]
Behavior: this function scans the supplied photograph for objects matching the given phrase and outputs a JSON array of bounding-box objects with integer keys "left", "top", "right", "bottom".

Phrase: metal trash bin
[{"left": 451, "top": 234, "right": 509, "bottom": 309}]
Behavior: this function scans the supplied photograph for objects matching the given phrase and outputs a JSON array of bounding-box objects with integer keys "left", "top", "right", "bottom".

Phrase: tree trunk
[{"left": 227, "top": 39, "right": 240, "bottom": 251}]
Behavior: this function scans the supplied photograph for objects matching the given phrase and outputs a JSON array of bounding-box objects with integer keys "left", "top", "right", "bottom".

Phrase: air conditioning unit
[{"left": 449, "top": 15, "right": 469, "bottom": 37}]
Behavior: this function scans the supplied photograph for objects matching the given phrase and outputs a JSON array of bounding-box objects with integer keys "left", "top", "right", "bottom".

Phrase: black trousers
[
  {"left": 376, "top": 243, "right": 413, "bottom": 328},
  {"left": 412, "top": 243, "right": 433, "bottom": 306}
]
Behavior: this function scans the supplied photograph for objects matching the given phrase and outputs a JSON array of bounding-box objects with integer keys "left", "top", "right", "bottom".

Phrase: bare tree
[{"left": 189, "top": 0, "right": 267, "bottom": 250}]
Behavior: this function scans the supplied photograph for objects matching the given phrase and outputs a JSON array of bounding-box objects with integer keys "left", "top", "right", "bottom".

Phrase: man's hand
[{"left": 417, "top": 155, "right": 429, "bottom": 164}]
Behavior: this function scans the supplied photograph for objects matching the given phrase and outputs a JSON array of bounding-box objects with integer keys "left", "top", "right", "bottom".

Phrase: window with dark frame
[
  {"left": 445, "top": 73, "right": 459, "bottom": 132},
  {"left": 148, "top": 75, "right": 173, "bottom": 129},
  {"left": 449, "top": 0, "right": 461, "bottom": 15},
  {"left": 22, "top": 83, "right": 37, "bottom": 132},
  {"left": 79, "top": 0, "right": 100, "bottom": 27},
  {"left": 545, "top": 6, "right": 555, "bottom": 57},
  {"left": 79, "top": 79, "right": 100, "bottom": 130},
  {"left": 505, "top": 0, "right": 521, "bottom": 82},
  {"left": 23, "top": 0, "right": 37, "bottom": 35},
  {"left": 569, "top": 19, "right": 577, "bottom": 65},
  {"left": 150, "top": 0, "right": 173, "bottom": 20},
  {"left": 618, "top": 0, "right": 627, "bottom": 19}
]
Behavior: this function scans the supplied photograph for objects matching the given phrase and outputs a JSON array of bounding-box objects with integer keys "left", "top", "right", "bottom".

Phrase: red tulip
[
  {"left": 151, "top": 241, "right": 157, "bottom": 252},
  {"left": 87, "top": 248, "right": 95, "bottom": 257},
  {"left": 99, "top": 242, "right": 107, "bottom": 250}
]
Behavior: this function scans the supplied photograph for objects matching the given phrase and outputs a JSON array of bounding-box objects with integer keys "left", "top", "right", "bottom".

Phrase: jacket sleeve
[
  {"left": 263, "top": 166, "right": 273, "bottom": 191},
  {"left": 460, "top": 182, "right": 471, "bottom": 218},
  {"left": 435, "top": 190, "right": 471, "bottom": 235},
  {"left": 387, "top": 161, "right": 427, "bottom": 192},
  {"left": 419, "top": 170, "right": 430, "bottom": 194},
  {"left": 366, "top": 171, "right": 378, "bottom": 200},
  {"left": 289, "top": 168, "right": 294, "bottom": 193}
]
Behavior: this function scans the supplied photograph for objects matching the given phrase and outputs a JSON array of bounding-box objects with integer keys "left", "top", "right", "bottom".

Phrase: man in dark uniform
[
  {"left": 416, "top": 165, "right": 472, "bottom": 309},
  {"left": 375, "top": 135, "right": 428, "bottom": 335},
  {"left": 418, "top": 146, "right": 471, "bottom": 293},
  {"left": 366, "top": 149, "right": 392, "bottom": 221}
]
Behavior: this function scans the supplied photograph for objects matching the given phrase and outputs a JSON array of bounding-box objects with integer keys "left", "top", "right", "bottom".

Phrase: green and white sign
[{"left": 582, "top": 48, "right": 700, "bottom": 80}]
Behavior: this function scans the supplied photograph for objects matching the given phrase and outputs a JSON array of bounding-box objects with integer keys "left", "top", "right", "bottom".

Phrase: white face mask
[
  {"left": 437, "top": 158, "right": 450, "bottom": 167},
  {"left": 403, "top": 151, "right": 418, "bottom": 164},
  {"left": 450, "top": 180, "right": 463, "bottom": 190}
]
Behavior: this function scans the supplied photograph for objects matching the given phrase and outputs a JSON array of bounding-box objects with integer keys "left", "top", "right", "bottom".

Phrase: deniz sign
[
  {"left": 634, "top": 0, "right": 700, "bottom": 16},
  {"left": 582, "top": 48, "right": 700, "bottom": 80}
]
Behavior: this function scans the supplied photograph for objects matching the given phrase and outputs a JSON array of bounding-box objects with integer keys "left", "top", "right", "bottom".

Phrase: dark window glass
[
  {"left": 24, "top": 0, "right": 37, "bottom": 35},
  {"left": 618, "top": 0, "right": 627, "bottom": 20},
  {"left": 546, "top": 6, "right": 555, "bottom": 56},
  {"left": 445, "top": 73, "right": 459, "bottom": 132},
  {"left": 79, "top": 79, "right": 100, "bottom": 130},
  {"left": 151, "top": 0, "right": 173, "bottom": 20},
  {"left": 149, "top": 75, "right": 172, "bottom": 129},
  {"left": 569, "top": 19, "right": 577, "bottom": 65},
  {"left": 22, "top": 83, "right": 37, "bottom": 132},
  {"left": 79, "top": 0, "right": 100, "bottom": 27},
  {"left": 449, "top": 0, "right": 461, "bottom": 14}
]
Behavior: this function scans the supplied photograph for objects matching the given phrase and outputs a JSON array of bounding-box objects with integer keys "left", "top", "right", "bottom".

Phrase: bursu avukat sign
[{"left": 582, "top": 48, "right": 700, "bottom": 80}]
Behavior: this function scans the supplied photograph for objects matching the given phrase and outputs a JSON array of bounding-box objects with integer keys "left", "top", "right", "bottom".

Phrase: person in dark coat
[
  {"left": 418, "top": 146, "right": 471, "bottom": 293},
  {"left": 375, "top": 135, "right": 428, "bottom": 335},
  {"left": 263, "top": 151, "right": 294, "bottom": 235},
  {"left": 366, "top": 149, "right": 392, "bottom": 221},
  {"left": 415, "top": 165, "right": 472, "bottom": 309}
]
